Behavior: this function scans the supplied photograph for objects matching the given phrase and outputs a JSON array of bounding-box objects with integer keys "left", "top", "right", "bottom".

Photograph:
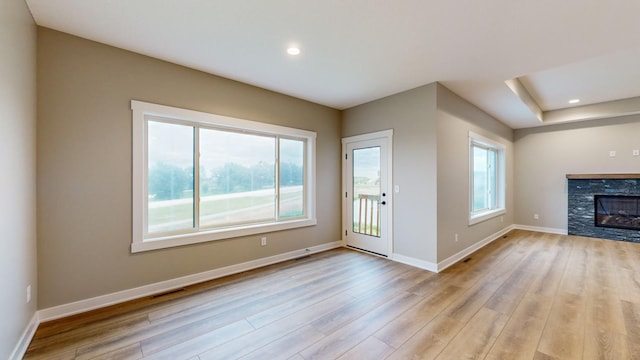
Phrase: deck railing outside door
[{"left": 356, "top": 194, "right": 380, "bottom": 237}]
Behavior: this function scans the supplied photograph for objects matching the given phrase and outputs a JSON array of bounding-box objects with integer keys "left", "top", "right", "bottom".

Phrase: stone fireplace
[{"left": 567, "top": 174, "right": 640, "bottom": 243}]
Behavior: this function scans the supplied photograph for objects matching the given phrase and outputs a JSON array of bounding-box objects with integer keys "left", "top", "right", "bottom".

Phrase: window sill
[
  {"left": 132, "top": 218, "right": 317, "bottom": 253},
  {"left": 469, "top": 208, "right": 505, "bottom": 226}
]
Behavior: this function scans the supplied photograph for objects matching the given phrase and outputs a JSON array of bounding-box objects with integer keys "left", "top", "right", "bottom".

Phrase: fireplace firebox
[{"left": 594, "top": 195, "right": 640, "bottom": 230}]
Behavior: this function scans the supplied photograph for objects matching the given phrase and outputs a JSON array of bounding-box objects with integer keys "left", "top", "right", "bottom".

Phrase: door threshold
[{"left": 346, "top": 245, "right": 388, "bottom": 258}]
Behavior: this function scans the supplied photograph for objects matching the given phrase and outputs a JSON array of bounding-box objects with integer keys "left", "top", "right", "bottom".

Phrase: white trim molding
[
  {"left": 392, "top": 253, "right": 438, "bottom": 273},
  {"left": 437, "top": 225, "right": 514, "bottom": 272},
  {"left": 513, "top": 224, "right": 567, "bottom": 235},
  {"left": 38, "top": 241, "right": 341, "bottom": 322},
  {"left": 10, "top": 312, "right": 39, "bottom": 360},
  {"left": 392, "top": 225, "right": 515, "bottom": 273},
  {"left": 17, "top": 242, "right": 341, "bottom": 357}
]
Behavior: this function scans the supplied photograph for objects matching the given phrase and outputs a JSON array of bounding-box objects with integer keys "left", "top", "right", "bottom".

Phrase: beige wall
[
  {"left": 37, "top": 28, "right": 341, "bottom": 308},
  {"left": 1, "top": 0, "right": 38, "bottom": 357},
  {"left": 342, "top": 83, "right": 514, "bottom": 265},
  {"left": 342, "top": 84, "right": 439, "bottom": 263},
  {"left": 514, "top": 115, "right": 640, "bottom": 230},
  {"left": 436, "top": 84, "right": 514, "bottom": 261}
]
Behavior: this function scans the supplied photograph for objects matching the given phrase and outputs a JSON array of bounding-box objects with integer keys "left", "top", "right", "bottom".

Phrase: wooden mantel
[{"left": 566, "top": 173, "right": 640, "bottom": 179}]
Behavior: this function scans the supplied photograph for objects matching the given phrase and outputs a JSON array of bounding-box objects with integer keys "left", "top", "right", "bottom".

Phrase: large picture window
[
  {"left": 469, "top": 132, "right": 505, "bottom": 225},
  {"left": 132, "top": 101, "right": 316, "bottom": 252}
]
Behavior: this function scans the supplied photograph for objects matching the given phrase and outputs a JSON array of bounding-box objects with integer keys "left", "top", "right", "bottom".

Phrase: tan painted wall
[
  {"left": 342, "top": 83, "right": 514, "bottom": 265},
  {"left": 436, "top": 84, "right": 514, "bottom": 262},
  {"left": 342, "top": 84, "right": 439, "bottom": 263},
  {"left": 37, "top": 28, "right": 341, "bottom": 308},
  {"left": 514, "top": 116, "right": 640, "bottom": 230},
  {"left": 0, "top": 0, "right": 38, "bottom": 357}
]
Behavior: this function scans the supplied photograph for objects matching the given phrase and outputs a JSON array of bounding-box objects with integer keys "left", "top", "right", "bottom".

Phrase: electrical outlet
[
  {"left": 634, "top": 149, "right": 640, "bottom": 156},
  {"left": 261, "top": 237, "right": 267, "bottom": 246},
  {"left": 26, "top": 285, "right": 31, "bottom": 304},
  {"left": 533, "top": 213, "right": 539, "bottom": 220},
  {"left": 500, "top": 216, "right": 504, "bottom": 222},
  {"left": 609, "top": 150, "right": 616, "bottom": 157},
  {"left": 454, "top": 233, "right": 459, "bottom": 242}
]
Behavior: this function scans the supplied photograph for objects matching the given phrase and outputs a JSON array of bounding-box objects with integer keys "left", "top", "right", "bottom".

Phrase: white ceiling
[
  {"left": 520, "top": 47, "right": 640, "bottom": 111},
  {"left": 25, "top": 0, "right": 640, "bottom": 129}
]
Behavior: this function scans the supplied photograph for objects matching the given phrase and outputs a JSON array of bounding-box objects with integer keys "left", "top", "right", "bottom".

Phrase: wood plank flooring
[{"left": 24, "top": 230, "right": 640, "bottom": 359}]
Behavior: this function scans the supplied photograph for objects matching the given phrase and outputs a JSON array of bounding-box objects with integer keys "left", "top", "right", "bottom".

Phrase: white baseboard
[
  {"left": 38, "top": 241, "right": 342, "bottom": 322},
  {"left": 513, "top": 224, "right": 567, "bottom": 235},
  {"left": 16, "top": 225, "right": 562, "bottom": 356},
  {"left": 392, "top": 253, "right": 438, "bottom": 272},
  {"left": 436, "top": 225, "right": 515, "bottom": 272},
  {"left": 391, "top": 225, "right": 515, "bottom": 273},
  {"left": 10, "top": 312, "right": 39, "bottom": 360}
]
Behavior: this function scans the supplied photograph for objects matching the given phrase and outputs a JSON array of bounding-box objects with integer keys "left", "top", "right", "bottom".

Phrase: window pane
[
  {"left": 352, "top": 146, "right": 381, "bottom": 237},
  {"left": 279, "top": 138, "right": 305, "bottom": 218},
  {"left": 487, "top": 149, "right": 497, "bottom": 209},
  {"left": 199, "top": 128, "right": 276, "bottom": 228},
  {"left": 472, "top": 146, "right": 488, "bottom": 212},
  {"left": 147, "top": 121, "right": 195, "bottom": 233}
]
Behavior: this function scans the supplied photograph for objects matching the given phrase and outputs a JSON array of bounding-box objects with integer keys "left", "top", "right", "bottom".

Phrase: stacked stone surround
[{"left": 567, "top": 175, "right": 640, "bottom": 243}]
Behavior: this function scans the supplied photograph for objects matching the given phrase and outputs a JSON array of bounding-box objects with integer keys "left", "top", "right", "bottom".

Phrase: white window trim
[
  {"left": 132, "top": 100, "right": 317, "bottom": 253},
  {"left": 468, "top": 131, "right": 505, "bottom": 225}
]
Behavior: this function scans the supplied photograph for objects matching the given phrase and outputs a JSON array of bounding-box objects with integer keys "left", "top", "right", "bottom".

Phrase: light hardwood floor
[{"left": 24, "top": 230, "right": 640, "bottom": 359}]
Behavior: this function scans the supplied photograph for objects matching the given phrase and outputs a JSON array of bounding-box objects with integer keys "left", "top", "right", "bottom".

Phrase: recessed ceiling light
[
  {"left": 568, "top": 99, "right": 580, "bottom": 104},
  {"left": 287, "top": 47, "right": 301, "bottom": 56}
]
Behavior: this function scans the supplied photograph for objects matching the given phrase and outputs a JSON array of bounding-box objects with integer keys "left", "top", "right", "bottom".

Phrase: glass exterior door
[{"left": 342, "top": 131, "right": 391, "bottom": 256}]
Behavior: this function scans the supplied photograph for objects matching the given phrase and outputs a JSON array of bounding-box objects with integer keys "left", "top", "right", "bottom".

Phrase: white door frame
[{"left": 341, "top": 129, "right": 393, "bottom": 256}]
